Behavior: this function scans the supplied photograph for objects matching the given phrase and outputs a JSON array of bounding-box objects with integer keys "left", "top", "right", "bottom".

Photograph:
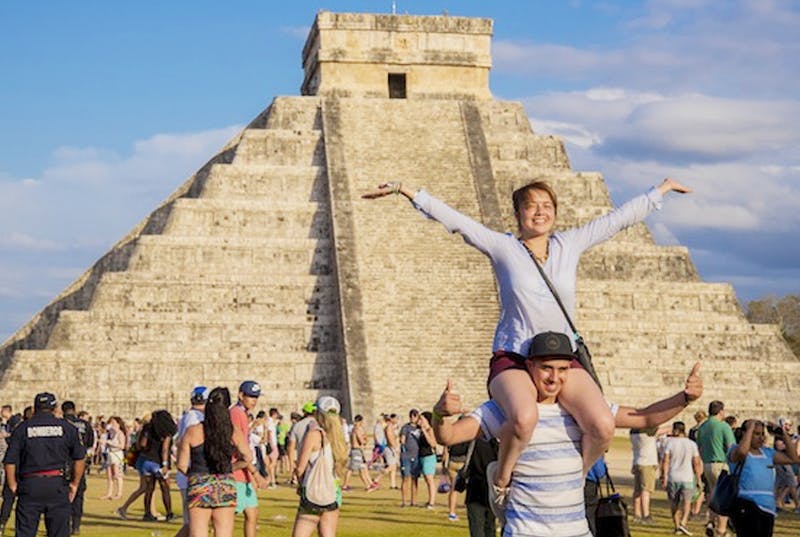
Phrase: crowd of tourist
[
  {"left": 2, "top": 384, "right": 800, "bottom": 537},
  {"left": 630, "top": 400, "right": 800, "bottom": 537}
]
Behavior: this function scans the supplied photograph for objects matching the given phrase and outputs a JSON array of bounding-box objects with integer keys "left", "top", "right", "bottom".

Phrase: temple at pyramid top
[{"left": 301, "top": 11, "right": 493, "bottom": 99}]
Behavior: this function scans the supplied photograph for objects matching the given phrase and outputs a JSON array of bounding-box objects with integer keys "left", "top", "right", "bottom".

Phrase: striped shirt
[{"left": 471, "top": 400, "right": 618, "bottom": 537}]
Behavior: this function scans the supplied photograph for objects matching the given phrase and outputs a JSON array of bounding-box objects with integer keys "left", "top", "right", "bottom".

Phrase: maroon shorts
[{"left": 487, "top": 350, "right": 583, "bottom": 393}]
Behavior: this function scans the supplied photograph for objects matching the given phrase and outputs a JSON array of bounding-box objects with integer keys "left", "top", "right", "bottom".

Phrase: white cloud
[
  {"left": 281, "top": 26, "right": 310, "bottom": 40},
  {"left": 0, "top": 124, "right": 241, "bottom": 249},
  {"left": 0, "top": 232, "right": 65, "bottom": 252},
  {"left": 0, "top": 124, "right": 244, "bottom": 341},
  {"left": 494, "top": 2, "right": 799, "bottom": 98}
]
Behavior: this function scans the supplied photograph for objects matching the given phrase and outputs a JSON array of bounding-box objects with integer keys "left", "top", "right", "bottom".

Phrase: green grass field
[{"left": 4, "top": 456, "right": 799, "bottom": 536}]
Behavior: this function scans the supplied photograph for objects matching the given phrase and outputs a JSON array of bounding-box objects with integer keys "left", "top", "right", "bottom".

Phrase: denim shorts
[
  {"left": 400, "top": 456, "right": 420, "bottom": 478},
  {"left": 135, "top": 457, "right": 163, "bottom": 477}
]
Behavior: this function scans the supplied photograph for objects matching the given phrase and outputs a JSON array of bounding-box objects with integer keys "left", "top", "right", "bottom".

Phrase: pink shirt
[{"left": 229, "top": 404, "right": 251, "bottom": 483}]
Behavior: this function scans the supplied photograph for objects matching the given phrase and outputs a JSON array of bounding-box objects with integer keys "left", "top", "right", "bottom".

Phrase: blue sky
[{"left": 1, "top": 0, "right": 799, "bottom": 342}]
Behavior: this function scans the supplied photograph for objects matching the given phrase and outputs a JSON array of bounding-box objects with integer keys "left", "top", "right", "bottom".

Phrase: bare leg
[
  {"left": 102, "top": 465, "right": 114, "bottom": 499},
  {"left": 401, "top": 476, "right": 410, "bottom": 506},
  {"left": 243, "top": 506, "right": 258, "bottom": 537},
  {"left": 488, "top": 369, "right": 539, "bottom": 488},
  {"left": 342, "top": 469, "right": 352, "bottom": 489},
  {"left": 558, "top": 368, "right": 615, "bottom": 474},
  {"left": 188, "top": 507, "right": 212, "bottom": 537},
  {"left": 680, "top": 493, "right": 692, "bottom": 527},
  {"left": 448, "top": 471, "right": 458, "bottom": 515},
  {"left": 158, "top": 476, "right": 172, "bottom": 515},
  {"left": 118, "top": 475, "right": 147, "bottom": 513},
  {"left": 640, "top": 490, "right": 651, "bottom": 518},
  {"left": 359, "top": 467, "right": 373, "bottom": 488},
  {"left": 317, "top": 509, "right": 339, "bottom": 537},
  {"left": 633, "top": 493, "right": 643, "bottom": 519},
  {"left": 292, "top": 513, "right": 320, "bottom": 537},
  {"left": 210, "top": 506, "right": 235, "bottom": 537},
  {"left": 423, "top": 474, "right": 436, "bottom": 506},
  {"left": 114, "top": 466, "right": 124, "bottom": 499}
]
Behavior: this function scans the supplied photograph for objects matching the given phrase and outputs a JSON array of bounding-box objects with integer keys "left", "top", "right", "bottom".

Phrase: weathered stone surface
[{"left": 0, "top": 12, "right": 797, "bottom": 427}]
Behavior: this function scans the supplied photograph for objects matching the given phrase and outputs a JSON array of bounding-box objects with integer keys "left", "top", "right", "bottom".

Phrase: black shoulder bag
[
  {"left": 596, "top": 472, "right": 631, "bottom": 537},
  {"left": 519, "top": 241, "right": 603, "bottom": 390},
  {"left": 708, "top": 460, "right": 743, "bottom": 516}
]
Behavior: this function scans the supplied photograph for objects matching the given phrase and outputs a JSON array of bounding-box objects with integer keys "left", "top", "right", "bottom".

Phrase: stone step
[
  {"left": 129, "top": 236, "right": 333, "bottom": 275},
  {"left": 232, "top": 129, "right": 325, "bottom": 166},
  {"left": 92, "top": 272, "right": 338, "bottom": 316},
  {"left": 8, "top": 349, "right": 342, "bottom": 390},
  {"left": 605, "top": 381, "right": 799, "bottom": 409},
  {"left": 48, "top": 311, "right": 340, "bottom": 352},
  {"left": 584, "top": 329, "right": 791, "bottom": 358},
  {"left": 265, "top": 96, "right": 322, "bottom": 131},
  {"left": 579, "top": 310, "right": 743, "bottom": 324},
  {"left": 200, "top": 164, "right": 327, "bottom": 201},
  {"left": 581, "top": 318, "right": 778, "bottom": 334},
  {"left": 577, "top": 280, "right": 742, "bottom": 316},
  {"left": 594, "top": 347, "right": 797, "bottom": 366},
  {"left": 479, "top": 101, "right": 531, "bottom": 133},
  {"left": 578, "top": 243, "right": 697, "bottom": 281},
  {"left": 164, "top": 198, "right": 331, "bottom": 238},
  {"left": 0, "top": 362, "right": 339, "bottom": 420}
]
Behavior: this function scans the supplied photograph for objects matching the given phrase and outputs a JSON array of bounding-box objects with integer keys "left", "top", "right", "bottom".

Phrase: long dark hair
[{"left": 203, "top": 387, "right": 234, "bottom": 474}]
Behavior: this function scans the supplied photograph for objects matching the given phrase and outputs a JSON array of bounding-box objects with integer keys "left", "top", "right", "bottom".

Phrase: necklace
[{"left": 522, "top": 239, "right": 549, "bottom": 264}]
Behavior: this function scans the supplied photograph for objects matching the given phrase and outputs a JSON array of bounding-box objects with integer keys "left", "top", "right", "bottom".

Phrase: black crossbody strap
[
  {"left": 463, "top": 439, "right": 476, "bottom": 468},
  {"left": 518, "top": 240, "right": 579, "bottom": 336}
]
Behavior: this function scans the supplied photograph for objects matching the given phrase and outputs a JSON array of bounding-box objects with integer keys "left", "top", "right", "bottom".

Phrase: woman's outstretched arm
[
  {"left": 564, "top": 177, "right": 692, "bottom": 252},
  {"left": 363, "top": 182, "right": 506, "bottom": 256}
]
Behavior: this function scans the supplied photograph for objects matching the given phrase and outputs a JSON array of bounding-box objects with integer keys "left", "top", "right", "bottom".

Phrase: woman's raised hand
[
  {"left": 657, "top": 177, "right": 692, "bottom": 195},
  {"left": 362, "top": 182, "right": 402, "bottom": 199}
]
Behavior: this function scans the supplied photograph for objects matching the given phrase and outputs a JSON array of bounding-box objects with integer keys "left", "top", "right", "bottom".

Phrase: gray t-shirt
[
  {"left": 400, "top": 423, "right": 421, "bottom": 459},
  {"left": 665, "top": 437, "right": 699, "bottom": 483},
  {"left": 289, "top": 416, "right": 316, "bottom": 454}
]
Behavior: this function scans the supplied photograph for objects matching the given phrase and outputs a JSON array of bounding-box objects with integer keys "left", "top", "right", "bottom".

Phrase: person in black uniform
[
  {"left": 61, "top": 401, "right": 94, "bottom": 535},
  {"left": 2, "top": 393, "right": 86, "bottom": 537},
  {"left": 0, "top": 412, "right": 22, "bottom": 535}
]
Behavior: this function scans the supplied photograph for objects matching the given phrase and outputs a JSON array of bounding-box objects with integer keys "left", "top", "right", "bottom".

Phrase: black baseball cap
[
  {"left": 528, "top": 332, "right": 576, "bottom": 360},
  {"left": 34, "top": 392, "right": 57, "bottom": 411}
]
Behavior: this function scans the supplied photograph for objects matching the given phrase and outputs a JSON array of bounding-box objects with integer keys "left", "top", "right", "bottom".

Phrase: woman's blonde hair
[{"left": 315, "top": 410, "right": 349, "bottom": 478}]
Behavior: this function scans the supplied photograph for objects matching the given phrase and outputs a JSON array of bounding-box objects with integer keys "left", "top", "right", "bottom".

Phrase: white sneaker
[{"left": 486, "top": 461, "right": 509, "bottom": 527}]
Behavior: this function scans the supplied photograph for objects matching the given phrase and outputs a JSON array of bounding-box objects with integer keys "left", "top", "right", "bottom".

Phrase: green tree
[{"left": 746, "top": 293, "right": 800, "bottom": 357}]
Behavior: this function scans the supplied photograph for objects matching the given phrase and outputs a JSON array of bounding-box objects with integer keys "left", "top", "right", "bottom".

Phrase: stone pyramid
[{"left": 1, "top": 12, "right": 798, "bottom": 424}]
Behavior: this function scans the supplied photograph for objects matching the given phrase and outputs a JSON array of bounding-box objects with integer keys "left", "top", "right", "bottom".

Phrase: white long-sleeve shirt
[{"left": 411, "top": 187, "right": 663, "bottom": 355}]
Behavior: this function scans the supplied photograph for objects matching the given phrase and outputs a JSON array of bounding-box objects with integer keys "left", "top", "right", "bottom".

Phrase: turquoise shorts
[
  {"left": 234, "top": 481, "right": 258, "bottom": 513},
  {"left": 420, "top": 454, "right": 437, "bottom": 476}
]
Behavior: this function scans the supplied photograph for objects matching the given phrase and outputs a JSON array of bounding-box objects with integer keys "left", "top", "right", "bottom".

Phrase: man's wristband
[{"left": 431, "top": 408, "right": 443, "bottom": 423}]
